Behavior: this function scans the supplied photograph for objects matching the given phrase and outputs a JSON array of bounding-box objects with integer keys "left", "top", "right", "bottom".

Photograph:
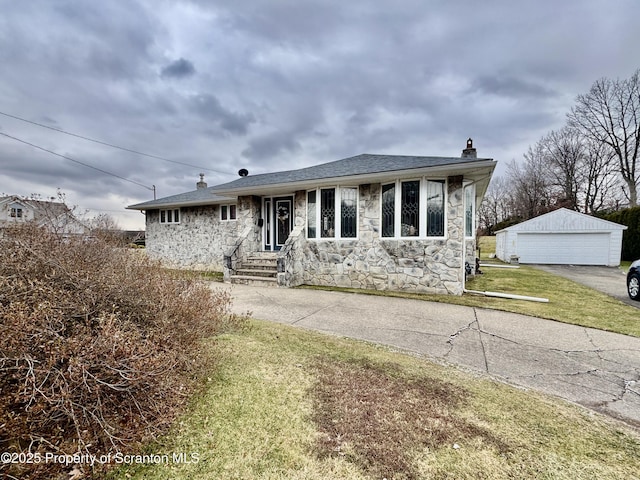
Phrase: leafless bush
[{"left": 0, "top": 223, "right": 242, "bottom": 479}]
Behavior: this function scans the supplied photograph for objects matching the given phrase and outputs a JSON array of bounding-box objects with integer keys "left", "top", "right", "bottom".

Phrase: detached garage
[{"left": 495, "top": 208, "right": 627, "bottom": 266}]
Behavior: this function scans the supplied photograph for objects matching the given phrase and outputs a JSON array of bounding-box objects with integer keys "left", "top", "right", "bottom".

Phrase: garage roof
[{"left": 495, "top": 208, "right": 627, "bottom": 233}]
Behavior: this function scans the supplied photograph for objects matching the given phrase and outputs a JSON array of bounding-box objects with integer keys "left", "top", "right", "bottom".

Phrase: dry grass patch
[
  {"left": 111, "top": 321, "right": 640, "bottom": 480},
  {"left": 311, "top": 357, "right": 509, "bottom": 480}
]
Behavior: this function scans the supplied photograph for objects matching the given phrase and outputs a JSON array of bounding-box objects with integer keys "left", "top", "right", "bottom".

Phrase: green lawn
[
  {"left": 110, "top": 321, "right": 640, "bottom": 480},
  {"left": 105, "top": 237, "right": 640, "bottom": 479},
  {"left": 472, "top": 236, "right": 640, "bottom": 336}
]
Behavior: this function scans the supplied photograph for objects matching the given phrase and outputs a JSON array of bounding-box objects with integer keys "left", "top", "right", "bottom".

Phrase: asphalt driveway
[
  {"left": 220, "top": 283, "right": 640, "bottom": 430},
  {"left": 531, "top": 265, "right": 639, "bottom": 308}
]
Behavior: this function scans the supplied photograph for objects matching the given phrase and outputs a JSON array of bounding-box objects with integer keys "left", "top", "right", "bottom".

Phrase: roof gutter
[{"left": 126, "top": 196, "right": 236, "bottom": 211}]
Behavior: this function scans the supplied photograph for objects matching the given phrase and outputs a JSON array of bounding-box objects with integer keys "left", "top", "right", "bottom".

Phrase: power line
[
  {"left": 0, "top": 110, "right": 233, "bottom": 175},
  {"left": 0, "top": 131, "right": 154, "bottom": 192}
]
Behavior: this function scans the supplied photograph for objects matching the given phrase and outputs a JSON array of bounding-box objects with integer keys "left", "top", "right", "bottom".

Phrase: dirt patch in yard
[{"left": 310, "top": 356, "right": 510, "bottom": 480}]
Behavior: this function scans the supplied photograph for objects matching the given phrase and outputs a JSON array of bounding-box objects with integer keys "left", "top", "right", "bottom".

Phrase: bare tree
[
  {"left": 568, "top": 70, "right": 640, "bottom": 206},
  {"left": 478, "top": 175, "right": 514, "bottom": 231},
  {"left": 581, "top": 136, "right": 620, "bottom": 213},
  {"left": 89, "top": 212, "right": 120, "bottom": 231},
  {"left": 537, "top": 127, "right": 583, "bottom": 210},
  {"left": 506, "top": 144, "right": 553, "bottom": 219}
]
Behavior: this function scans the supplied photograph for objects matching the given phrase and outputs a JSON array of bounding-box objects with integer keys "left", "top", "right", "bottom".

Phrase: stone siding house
[{"left": 128, "top": 140, "right": 496, "bottom": 295}]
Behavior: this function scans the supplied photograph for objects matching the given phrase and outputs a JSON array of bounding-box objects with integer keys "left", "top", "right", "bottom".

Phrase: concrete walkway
[{"left": 220, "top": 284, "right": 640, "bottom": 429}]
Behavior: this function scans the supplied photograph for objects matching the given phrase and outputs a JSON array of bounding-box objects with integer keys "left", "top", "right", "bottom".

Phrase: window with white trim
[
  {"left": 340, "top": 187, "right": 358, "bottom": 238},
  {"left": 220, "top": 204, "right": 237, "bottom": 221},
  {"left": 464, "top": 184, "right": 475, "bottom": 237},
  {"left": 307, "top": 191, "right": 316, "bottom": 238},
  {"left": 426, "top": 180, "right": 445, "bottom": 236},
  {"left": 307, "top": 187, "right": 358, "bottom": 239},
  {"left": 10, "top": 207, "right": 23, "bottom": 218},
  {"left": 159, "top": 208, "right": 180, "bottom": 224},
  {"left": 381, "top": 179, "right": 446, "bottom": 238}
]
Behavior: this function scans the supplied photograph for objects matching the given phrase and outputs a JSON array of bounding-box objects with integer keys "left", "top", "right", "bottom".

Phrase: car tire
[{"left": 628, "top": 273, "right": 640, "bottom": 301}]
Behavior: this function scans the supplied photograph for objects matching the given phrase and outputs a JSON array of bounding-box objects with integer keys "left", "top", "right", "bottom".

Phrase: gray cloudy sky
[{"left": 1, "top": 0, "right": 638, "bottom": 229}]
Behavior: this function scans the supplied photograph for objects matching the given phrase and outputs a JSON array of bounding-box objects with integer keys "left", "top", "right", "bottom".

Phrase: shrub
[
  {"left": 0, "top": 223, "right": 242, "bottom": 479},
  {"left": 597, "top": 207, "right": 640, "bottom": 260}
]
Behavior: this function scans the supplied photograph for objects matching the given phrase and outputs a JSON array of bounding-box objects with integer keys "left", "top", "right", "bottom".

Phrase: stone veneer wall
[
  {"left": 280, "top": 177, "right": 468, "bottom": 295},
  {"left": 277, "top": 190, "right": 308, "bottom": 286},
  {"left": 235, "top": 195, "right": 262, "bottom": 252},
  {"left": 223, "top": 196, "right": 262, "bottom": 280},
  {"left": 145, "top": 205, "right": 239, "bottom": 270}
]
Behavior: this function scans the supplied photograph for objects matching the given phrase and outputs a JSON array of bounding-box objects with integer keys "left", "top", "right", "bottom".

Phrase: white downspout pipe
[
  {"left": 462, "top": 230, "right": 549, "bottom": 303},
  {"left": 463, "top": 288, "right": 549, "bottom": 303},
  {"left": 460, "top": 175, "right": 548, "bottom": 303}
]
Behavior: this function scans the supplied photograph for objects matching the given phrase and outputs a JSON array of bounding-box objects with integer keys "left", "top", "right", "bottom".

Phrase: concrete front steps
[{"left": 230, "top": 252, "right": 279, "bottom": 286}]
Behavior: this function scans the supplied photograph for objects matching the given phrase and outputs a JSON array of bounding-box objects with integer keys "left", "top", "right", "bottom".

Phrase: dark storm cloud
[
  {"left": 241, "top": 132, "right": 302, "bottom": 161},
  {"left": 1, "top": 0, "right": 639, "bottom": 228},
  {"left": 161, "top": 58, "right": 196, "bottom": 79},
  {"left": 0, "top": 1, "right": 157, "bottom": 82},
  {"left": 189, "top": 94, "right": 256, "bottom": 135},
  {"left": 470, "top": 75, "right": 559, "bottom": 100}
]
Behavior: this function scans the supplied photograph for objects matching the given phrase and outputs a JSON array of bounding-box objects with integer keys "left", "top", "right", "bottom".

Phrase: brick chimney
[
  {"left": 462, "top": 138, "right": 477, "bottom": 158},
  {"left": 196, "top": 173, "right": 207, "bottom": 189}
]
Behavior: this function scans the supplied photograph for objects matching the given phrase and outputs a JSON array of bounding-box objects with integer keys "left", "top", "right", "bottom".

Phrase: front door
[{"left": 263, "top": 196, "right": 293, "bottom": 251}]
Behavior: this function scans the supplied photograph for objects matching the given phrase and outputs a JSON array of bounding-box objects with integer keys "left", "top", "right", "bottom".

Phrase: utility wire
[
  {"left": 0, "top": 131, "right": 154, "bottom": 192},
  {"left": 0, "top": 110, "right": 233, "bottom": 175}
]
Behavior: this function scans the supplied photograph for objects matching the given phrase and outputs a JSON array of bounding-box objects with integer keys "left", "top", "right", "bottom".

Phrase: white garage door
[{"left": 517, "top": 233, "right": 610, "bottom": 265}]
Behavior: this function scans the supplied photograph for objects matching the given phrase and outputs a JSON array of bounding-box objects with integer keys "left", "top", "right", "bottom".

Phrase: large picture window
[
  {"left": 307, "top": 187, "right": 358, "bottom": 239},
  {"left": 381, "top": 179, "right": 446, "bottom": 238}
]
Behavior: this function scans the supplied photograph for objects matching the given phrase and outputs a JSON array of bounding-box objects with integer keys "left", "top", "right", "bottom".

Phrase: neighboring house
[
  {"left": 0, "top": 195, "right": 89, "bottom": 236},
  {"left": 128, "top": 140, "right": 496, "bottom": 295},
  {"left": 495, "top": 208, "right": 627, "bottom": 266}
]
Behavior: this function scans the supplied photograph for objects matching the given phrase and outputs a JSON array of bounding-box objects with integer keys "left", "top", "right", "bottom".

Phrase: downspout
[
  {"left": 464, "top": 289, "right": 549, "bottom": 303},
  {"left": 462, "top": 254, "right": 549, "bottom": 303},
  {"left": 461, "top": 179, "right": 549, "bottom": 303},
  {"left": 460, "top": 174, "right": 493, "bottom": 294}
]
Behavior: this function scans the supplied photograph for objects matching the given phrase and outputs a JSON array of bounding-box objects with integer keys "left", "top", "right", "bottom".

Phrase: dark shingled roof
[
  {"left": 127, "top": 152, "right": 495, "bottom": 209},
  {"left": 127, "top": 187, "right": 233, "bottom": 210},
  {"left": 212, "top": 153, "right": 493, "bottom": 192}
]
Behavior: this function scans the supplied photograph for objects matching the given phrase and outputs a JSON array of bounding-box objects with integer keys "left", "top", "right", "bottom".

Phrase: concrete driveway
[
  {"left": 220, "top": 283, "right": 640, "bottom": 430},
  {"left": 531, "top": 265, "right": 639, "bottom": 308}
]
